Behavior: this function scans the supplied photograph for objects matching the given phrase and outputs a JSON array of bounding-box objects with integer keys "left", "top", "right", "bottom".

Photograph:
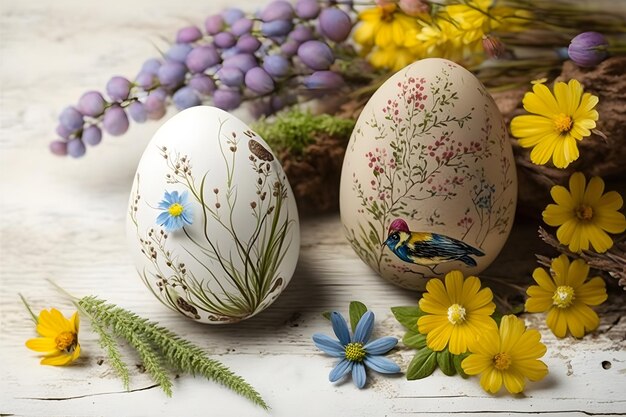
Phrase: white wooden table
[{"left": 1, "top": 1, "right": 624, "bottom": 416}]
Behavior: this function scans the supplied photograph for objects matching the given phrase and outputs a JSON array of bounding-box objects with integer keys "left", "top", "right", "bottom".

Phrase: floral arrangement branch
[
  {"left": 538, "top": 227, "right": 626, "bottom": 289},
  {"left": 26, "top": 283, "right": 268, "bottom": 408}
]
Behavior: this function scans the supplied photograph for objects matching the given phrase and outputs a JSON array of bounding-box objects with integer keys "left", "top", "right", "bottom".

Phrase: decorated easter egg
[
  {"left": 340, "top": 58, "right": 517, "bottom": 290},
  {"left": 127, "top": 106, "right": 300, "bottom": 323}
]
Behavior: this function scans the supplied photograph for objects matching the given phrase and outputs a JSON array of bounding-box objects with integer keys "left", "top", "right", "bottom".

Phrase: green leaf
[
  {"left": 391, "top": 306, "right": 423, "bottom": 331},
  {"left": 349, "top": 301, "right": 368, "bottom": 332},
  {"left": 453, "top": 352, "right": 470, "bottom": 378},
  {"left": 322, "top": 311, "right": 331, "bottom": 321},
  {"left": 402, "top": 330, "right": 427, "bottom": 349},
  {"left": 406, "top": 347, "right": 437, "bottom": 380},
  {"left": 436, "top": 349, "right": 456, "bottom": 376},
  {"left": 492, "top": 311, "right": 503, "bottom": 326}
]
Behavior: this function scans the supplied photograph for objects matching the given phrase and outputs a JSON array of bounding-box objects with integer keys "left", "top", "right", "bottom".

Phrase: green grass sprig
[
  {"left": 86, "top": 312, "right": 131, "bottom": 391},
  {"left": 78, "top": 295, "right": 268, "bottom": 409}
]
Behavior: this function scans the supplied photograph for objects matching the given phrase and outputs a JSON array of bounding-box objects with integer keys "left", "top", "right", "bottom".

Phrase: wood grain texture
[{"left": 0, "top": 1, "right": 625, "bottom": 416}]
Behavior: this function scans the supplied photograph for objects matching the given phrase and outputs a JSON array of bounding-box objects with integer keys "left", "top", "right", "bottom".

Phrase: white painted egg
[
  {"left": 127, "top": 106, "right": 300, "bottom": 323},
  {"left": 340, "top": 58, "right": 517, "bottom": 290}
]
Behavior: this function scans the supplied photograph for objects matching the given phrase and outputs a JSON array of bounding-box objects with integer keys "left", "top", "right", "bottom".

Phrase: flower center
[
  {"left": 55, "top": 331, "right": 77, "bottom": 351},
  {"left": 493, "top": 352, "right": 512, "bottom": 370},
  {"left": 344, "top": 342, "right": 367, "bottom": 362},
  {"left": 168, "top": 203, "right": 184, "bottom": 217},
  {"left": 553, "top": 285, "right": 575, "bottom": 308},
  {"left": 575, "top": 204, "right": 593, "bottom": 221},
  {"left": 554, "top": 113, "right": 573, "bottom": 133},
  {"left": 447, "top": 303, "right": 467, "bottom": 325}
]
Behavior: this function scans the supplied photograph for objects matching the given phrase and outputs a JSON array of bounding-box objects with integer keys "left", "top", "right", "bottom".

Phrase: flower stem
[{"left": 18, "top": 293, "right": 38, "bottom": 324}]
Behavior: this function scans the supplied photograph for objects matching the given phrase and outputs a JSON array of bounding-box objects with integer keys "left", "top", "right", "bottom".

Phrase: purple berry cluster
[{"left": 51, "top": 0, "right": 356, "bottom": 158}]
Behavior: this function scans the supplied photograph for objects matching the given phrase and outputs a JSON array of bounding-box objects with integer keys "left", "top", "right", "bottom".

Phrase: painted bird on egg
[{"left": 383, "top": 219, "right": 484, "bottom": 272}]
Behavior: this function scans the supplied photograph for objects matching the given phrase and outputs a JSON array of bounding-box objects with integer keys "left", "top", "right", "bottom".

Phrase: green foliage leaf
[
  {"left": 406, "top": 347, "right": 437, "bottom": 380},
  {"left": 402, "top": 330, "right": 427, "bottom": 349},
  {"left": 391, "top": 306, "right": 423, "bottom": 331},
  {"left": 453, "top": 352, "right": 471, "bottom": 378},
  {"left": 349, "top": 301, "right": 368, "bottom": 332},
  {"left": 492, "top": 311, "right": 503, "bottom": 326},
  {"left": 436, "top": 349, "right": 456, "bottom": 376},
  {"left": 322, "top": 311, "right": 331, "bottom": 321}
]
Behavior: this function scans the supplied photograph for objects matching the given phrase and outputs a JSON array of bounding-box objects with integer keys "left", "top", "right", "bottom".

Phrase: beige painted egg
[
  {"left": 339, "top": 58, "right": 517, "bottom": 290},
  {"left": 127, "top": 106, "right": 300, "bottom": 323}
]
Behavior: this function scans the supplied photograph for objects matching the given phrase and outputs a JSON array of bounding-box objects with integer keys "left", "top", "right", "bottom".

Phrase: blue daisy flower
[
  {"left": 156, "top": 190, "right": 193, "bottom": 232},
  {"left": 312, "top": 311, "right": 400, "bottom": 389}
]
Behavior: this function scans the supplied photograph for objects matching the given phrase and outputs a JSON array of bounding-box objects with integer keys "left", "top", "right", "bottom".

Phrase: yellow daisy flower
[
  {"left": 369, "top": 45, "right": 423, "bottom": 71},
  {"left": 417, "top": 271, "right": 497, "bottom": 355},
  {"left": 462, "top": 315, "right": 548, "bottom": 394},
  {"left": 26, "top": 308, "right": 81, "bottom": 366},
  {"left": 510, "top": 79, "right": 599, "bottom": 168},
  {"left": 445, "top": 0, "right": 497, "bottom": 45},
  {"left": 543, "top": 172, "right": 626, "bottom": 253},
  {"left": 353, "top": 5, "right": 420, "bottom": 49},
  {"left": 526, "top": 255, "right": 608, "bottom": 338}
]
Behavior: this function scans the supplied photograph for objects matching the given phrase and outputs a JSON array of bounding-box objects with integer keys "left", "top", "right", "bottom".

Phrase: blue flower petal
[
  {"left": 171, "top": 190, "right": 179, "bottom": 201},
  {"left": 352, "top": 362, "right": 367, "bottom": 389},
  {"left": 364, "top": 355, "right": 401, "bottom": 374},
  {"left": 353, "top": 311, "right": 375, "bottom": 344},
  {"left": 330, "top": 312, "right": 350, "bottom": 346},
  {"left": 312, "top": 334, "right": 345, "bottom": 357},
  {"left": 181, "top": 210, "right": 193, "bottom": 225},
  {"left": 180, "top": 190, "right": 189, "bottom": 204},
  {"left": 156, "top": 211, "right": 170, "bottom": 225},
  {"left": 158, "top": 200, "right": 171, "bottom": 209},
  {"left": 364, "top": 336, "right": 398, "bottom": 355},
  {"left": 329, "top": 359, "right": 353, "bottom": 382},
  {"left": 163, "top": 191, "right": 174, "bottom": 203}
]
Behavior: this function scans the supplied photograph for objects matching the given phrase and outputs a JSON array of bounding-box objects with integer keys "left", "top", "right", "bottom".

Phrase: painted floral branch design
[
  {"left": 131, "top": 119, "right": 295, "bottom": 322},
  {"left": 346, "top": 66, "right": 514, "bottom": 277}
]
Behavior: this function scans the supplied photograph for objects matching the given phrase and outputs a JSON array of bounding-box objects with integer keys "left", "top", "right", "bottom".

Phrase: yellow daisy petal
[
  {"left": 574, "top": 92, "right": 599, "bottom": 118},
  {"left": 550, "top": 185, "right": 575, "bottom": 210},
  {"left": 499, "top": 315, "right": 525, "bottom": 354},
  {"left": 566, "top": 258, "right": 590, "bottom": 289},
  {"left": 551, "top": 255, "right": 570, "bottom": 286},
  {"left": 510, "top": 115, "right": 554, "bottom": 139},
  {"left": 525, "top": 291, "right": 553, "bottom": 313},
  {"left": 510, "top": 329, "right": 546, "bottom": 360},
  {"left": 528, "top": 133, "right": 559, "bottom": 165},
  {"left": 419, "top": 297, "right": 449, "bottom": 315},
  {"left": 555, "top": 219, "right": 578, "bottom": 247},
  {"left": 417, "top": 314, "right": 449, "bottom": 334},
  {"left": 531, "top": 267, "right": 557, "bottom": 291},
  {"left": 515, "top": 359, "right": 549, "bottom": 381},
  {"left": 525, "top": 83, "right": 559, "bottom": 116},
  {"left": 26, "top": 337, "right": 58, "bottom": 353},
  {"left": 461, "top": 353, "right": 492, "bottom": 375},
  {"left": 448, "top": 326, "right": 469, "bottom": 354},
  {"left": 583, "top": 176, "right": 605, "bottom": 205},
  {"left": 543, "top": 204, "right": 572, "bottom": 227},
  {"left": 41, "top": 352, "right": 75, "bottom": 366},
  {"left": 569, "top": 302, "right": 600, "bottom": 334},
  {"left": 464, "top": 286, "right": 494, "bottom": 311},
  {"left": 576, "top": 277, "right": 608, "bottom": 306},
  {"left": 568, "top": 172, "right": 587, "bottom": 203},
  {"left": 444, "top": 270, "right": 465, "bottom": 304},
  {"left": 480, "top": 367, "right": 503, "bottom": 394},
  {"left": 594, "top": 209, "right": 626, "bottom": 234},
  {"left": 546, "top": 308, "right": 568, "bottom": 337},
  {"left": 503, "top": 367, "right": 526, "bottom": 394},
  {"left": 596, "top": 190, "right": 624, "bottom": 211},
  {"left": 565, "top": 306, "right": 586, "bottom": 338},
  {"left": 586, "top": 224, "right": 613, "bottom": 253},
  {"left": 425, "top": 322, "right": 453, "bottom": 352}
]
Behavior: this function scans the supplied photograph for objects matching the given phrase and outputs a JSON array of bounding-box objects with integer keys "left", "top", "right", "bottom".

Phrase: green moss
[{"left": 253, "top": 108, "right": 355, "bottom": 155}]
